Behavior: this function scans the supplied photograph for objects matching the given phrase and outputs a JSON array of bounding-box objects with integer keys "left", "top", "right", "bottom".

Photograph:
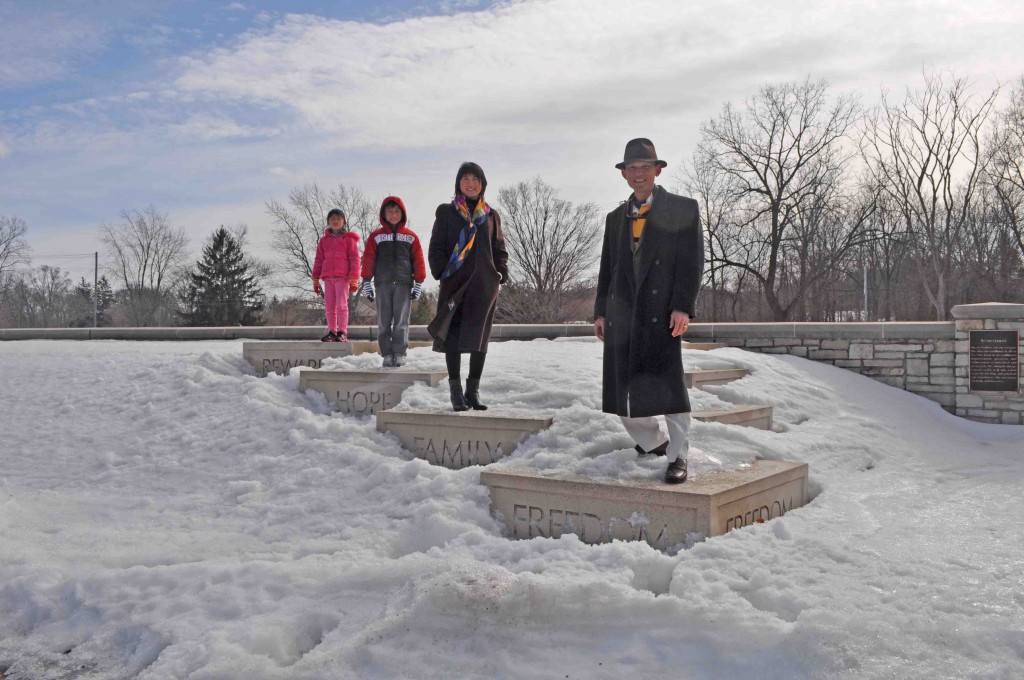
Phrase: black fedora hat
[{"left": 615, "top": 138, "right": 668, "bottom": 170}]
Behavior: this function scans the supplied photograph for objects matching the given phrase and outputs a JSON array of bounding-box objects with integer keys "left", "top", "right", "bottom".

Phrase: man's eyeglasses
[{"left": 624, "top": 163, "right": 656, "bottom": 174}]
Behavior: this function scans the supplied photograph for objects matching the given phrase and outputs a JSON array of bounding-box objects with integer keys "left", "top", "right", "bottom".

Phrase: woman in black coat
[{"left": 427, "top": 162, "right": 509, "bottom": 411}]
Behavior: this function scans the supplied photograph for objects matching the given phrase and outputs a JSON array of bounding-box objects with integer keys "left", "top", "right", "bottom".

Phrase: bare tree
[
  {"left": 988, "top": 77, "right": 1024, "bottom": 261},
  {"left": 863, "top": 71, "right": 998, "bottom": 320},
  {"left": 267, "top": 183, "right": 377, "bottom": 292},
  {"left": 695, "top": 78, "right": 869, "bottom": 320},
  {"left": 0, "top": 265, "right": 72, "bottom": 328},
  {"left": 0, "top": 215, "right": 30, "bottom": 277},
  {"left": 684, "top": 151, "right": 765, "bottom": 321},
  {"left": 496, "top": 177, "right": 601, "bottom": 322},
  {"left": 101, "top": 206, "right": 189, "bottom": 326}
]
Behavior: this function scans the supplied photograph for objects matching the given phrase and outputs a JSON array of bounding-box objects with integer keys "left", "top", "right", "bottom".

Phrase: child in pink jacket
[{"left": 312, "top": 208, "right": 361, "bottom": 341}]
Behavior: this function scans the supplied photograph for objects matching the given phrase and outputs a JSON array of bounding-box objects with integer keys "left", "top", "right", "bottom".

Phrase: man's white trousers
[{"left": 620, "top": 413, "right": 691, "bottom": 462}]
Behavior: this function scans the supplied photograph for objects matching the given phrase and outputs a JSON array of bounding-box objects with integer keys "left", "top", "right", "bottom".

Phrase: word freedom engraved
[
  {"left": 482, "top": 461, "right": 810, "bottom": 550},
  {"left": 969, "top": 330, "right": 1020, "bottom": 392}
]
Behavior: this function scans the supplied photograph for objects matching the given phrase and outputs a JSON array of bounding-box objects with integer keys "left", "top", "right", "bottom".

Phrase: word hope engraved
[
  {"left": 724, "top": 495, "right": 798, "bottom": 532},
  {"left": 512, "top": 504, "right": 673, "bottom": 550},
  {"left": 413, "top": 436, "right": 506, "bottom": 467},
  {"left": 262, "top": 357, "right": 322, "bottom": 374},
  {"left": 334, "top": 389, "right": 397, "bottom": 415}
]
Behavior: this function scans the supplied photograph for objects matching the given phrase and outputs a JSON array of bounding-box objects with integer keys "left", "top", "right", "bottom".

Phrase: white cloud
[
  {"left": 168, "top": 113, "right": 280, "bottom": 141},
  {"left": 225, "top": 2, "right": 248, "bottom": 11},
  {"left": 0, "top": 8, "right": 105, "bottom": 88},
  {"left": 171, "top": 0, "right": 1024, "bottom": 155},
  {"left": 0, "top": 139, "right": 10, "bottom": 157}
]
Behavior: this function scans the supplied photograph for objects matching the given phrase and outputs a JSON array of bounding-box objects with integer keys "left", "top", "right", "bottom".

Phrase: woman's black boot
[
  {"left": 449, "top": 379, "right": 469, "bottom": 412},
  {"left": 465, "top": 378, "right": 488, "bottom": 410}
]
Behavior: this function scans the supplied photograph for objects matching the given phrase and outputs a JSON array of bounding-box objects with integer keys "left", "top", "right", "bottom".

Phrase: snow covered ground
[{"left": 1, "top": 338, "right": 1022, "bottom": 679}]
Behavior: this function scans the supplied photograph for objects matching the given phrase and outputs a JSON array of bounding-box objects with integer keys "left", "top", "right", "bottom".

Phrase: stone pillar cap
[{"left": 950, "top": 302, "right": 1024, "bottom": 320}]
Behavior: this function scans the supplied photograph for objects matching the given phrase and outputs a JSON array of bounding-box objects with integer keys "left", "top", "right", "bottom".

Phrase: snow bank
[{"left": 0, "top": 339, "right": 1022, "bottom": 679}]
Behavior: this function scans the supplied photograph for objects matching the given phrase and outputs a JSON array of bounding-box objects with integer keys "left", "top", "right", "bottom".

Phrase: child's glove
[
  {"left": 411, "top": 281, "right": 423, "bottom": 300},
  {"left": 313, "top": 278, "right": 323, "bottom": 297},
  {"left": 362, "top": 281, "right": 375, "bottom": 302},
  {"left": 349, "top": 278, "right": 359, "bottom": 294}
]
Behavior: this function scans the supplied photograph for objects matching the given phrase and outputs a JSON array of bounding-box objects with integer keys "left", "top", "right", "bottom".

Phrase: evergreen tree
[
  {"left": 70, "top": 275, "right": 115, "bottom": 327},
  {"left": 180, "top": 227, "right": 265, "bottom": 326}
]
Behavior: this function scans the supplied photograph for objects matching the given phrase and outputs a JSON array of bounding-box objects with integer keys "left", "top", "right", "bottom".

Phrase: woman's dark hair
[
  {"left": 326, "top": 208, "right": 346, "bottom": 223},
  {"left": 455, "top": 162, "right": 487, "bottom": 197}
]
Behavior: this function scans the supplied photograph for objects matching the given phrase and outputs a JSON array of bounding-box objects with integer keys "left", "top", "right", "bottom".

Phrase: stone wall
[
  {"left": 684, "top": 322, "right": 958, "bottom": 412},
  {"left": 4, "top": 306, "right": 1020, "bottom": 424}
]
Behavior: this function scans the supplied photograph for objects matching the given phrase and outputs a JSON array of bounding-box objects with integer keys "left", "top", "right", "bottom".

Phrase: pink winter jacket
[{"left": 312, "top": 229, "right": 361, "bottom": 280}]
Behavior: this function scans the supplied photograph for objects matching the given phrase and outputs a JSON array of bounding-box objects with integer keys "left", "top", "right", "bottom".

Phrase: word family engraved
[
  {"left": 375, "top": 410, "right": 553, "bottom": 469},
  {"left": 511, "top": 504, "right": 674, "bottom": 550},
  {"left": 414, "top": 437, "right": 505, "bottom": 467}
]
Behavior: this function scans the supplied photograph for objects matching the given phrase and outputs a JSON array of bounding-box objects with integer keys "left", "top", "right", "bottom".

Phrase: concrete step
[
  {"left": 692, "top": 404, "right": 772, "bottom": 430},
  {"left": 376, "top": 409, "right": 552, "bottom": 469},
  {"left": 685, "top": 368, "right": 749, "bottom": 389},
  {"left": 298, "top": 369, "right": 447, "bottom": 416},
  {"left": 481, "top": 459, "right": 809, "bottom": 549},
  {"left": 244, "top": 340, "right": 431, "bottom": 375}
]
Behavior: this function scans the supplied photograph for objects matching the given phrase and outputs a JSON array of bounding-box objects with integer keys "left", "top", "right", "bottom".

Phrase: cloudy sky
[{"left": 3, "top": 0, "right": 1024, "bottom": 285}]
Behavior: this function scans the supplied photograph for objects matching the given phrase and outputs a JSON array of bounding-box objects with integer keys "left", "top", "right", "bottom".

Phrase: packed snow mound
[{"left": 1, "top": 339, "right": 1022, "bottom": 679}]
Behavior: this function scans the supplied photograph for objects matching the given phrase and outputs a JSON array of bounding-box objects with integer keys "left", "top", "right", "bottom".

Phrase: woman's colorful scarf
[{"left": 441, "top": 195, "right": 490, "bottom": 279}]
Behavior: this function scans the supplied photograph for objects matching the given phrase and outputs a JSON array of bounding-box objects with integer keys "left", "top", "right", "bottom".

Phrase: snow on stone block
[
  {"left": 693, "top": 405, "right": 773, "bottom": 430},
  {"left": 481, "top": 460, "right": 808, "bottom": 550},
  {"left": 243, "top": 340, "right": 431, "bottom": 375},
  {"left": 299, "top": 369, "right": 447, "bottom": 415},
  {"left": 685, "top": 368, "right": 749, "bottom": 388},
  {"left": 376, "top": 409, "right": 553, "bottom": 469}
]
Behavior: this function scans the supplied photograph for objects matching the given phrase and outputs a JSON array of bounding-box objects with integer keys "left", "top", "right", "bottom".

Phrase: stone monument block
[
  {"left": 376, "top": 410, "right": 553, "bottom": 468},
  {"left": 244, "top": 340, "right": 434, "bottom": 375},
  {"left": 481, "top": 459, "right": 808, "bottom": 549},
  {"left": 693, "top": 405, "right": 772, "bottom": 430},
  {"left": 686, "top": 368, "right": 750, "bottom": 389},
  {"left": 682, "top": 342, "right": 724, "bottom": 351},
  {"left": 243, "top": 340, "right": 362, "bottom": 376},
  {"left": 299, "top": 369, "right": 447, "bottom": 415}
]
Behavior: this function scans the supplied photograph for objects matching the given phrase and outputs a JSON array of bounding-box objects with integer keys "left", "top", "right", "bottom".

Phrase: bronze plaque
[{"left": 969, "top": 330, "right": 1020, "bottom": 392}]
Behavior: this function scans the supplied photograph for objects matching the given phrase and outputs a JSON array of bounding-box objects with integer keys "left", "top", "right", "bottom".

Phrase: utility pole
[
  {"left": 93, "top": 251, "right": 98, "bottom": 328},
  {"left": 862, "top": 246, "right": 868, "bottom": 322}
]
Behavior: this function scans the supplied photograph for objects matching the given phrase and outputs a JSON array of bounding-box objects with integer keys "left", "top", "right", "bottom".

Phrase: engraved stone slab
[
  {"left": 693, "top": 405, "right": 772, "bottom": 430},
  {"left": 243, "top": 340, "right": 360, "bottom": 376},
  {"left": 682, "top": 342, "right": 724, "bottom": 351},
  {"left": 299, "top": 369, "right": 447, "bottom": 415},
  {"left": 376, "top": 410, "right": 553, "bottom": 469},
  {"left": 481, "top": 459, "right": 808, "bottom": 550},
  {"left": 686, "top": 368, "right": 749, "bottom": 389},
  {"left": 244, "top": 340, "right": 432, "bottom": 376}
]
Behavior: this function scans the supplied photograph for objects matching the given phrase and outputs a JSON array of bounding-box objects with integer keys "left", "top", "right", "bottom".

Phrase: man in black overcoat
[{"left": 594, "top": 138, "right": 704, "bottom": 483}]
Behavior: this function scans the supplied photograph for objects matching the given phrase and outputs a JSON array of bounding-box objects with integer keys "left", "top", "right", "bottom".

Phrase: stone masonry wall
[{"left": 686, "top": 322, "right": 957, "bottom": 413}]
